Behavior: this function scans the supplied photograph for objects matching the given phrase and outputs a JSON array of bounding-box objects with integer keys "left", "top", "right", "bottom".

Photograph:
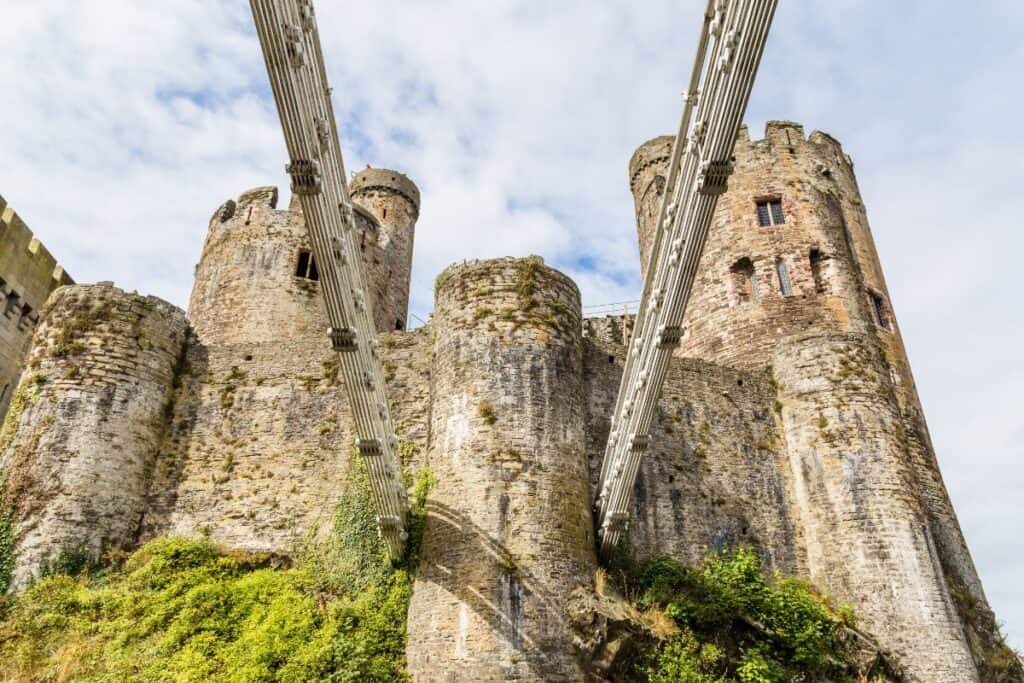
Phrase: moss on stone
[
  {"left": 50, "top": 299, "right": 113, "bottom": 358},
  {"left": 0, "top": 372, "right": 45, "bottom": 453},
  {"left": 477, "top": 400, "right": 498, "bottom": 426},
  {"left": 946, "top": 573, "right": 1024, "bottom": 681},
  {"left": 321, "top": 356, "right": 339, "bottom": 384},
  {"left": 0, "top": 502, "right": 14, "bottom": 595}
]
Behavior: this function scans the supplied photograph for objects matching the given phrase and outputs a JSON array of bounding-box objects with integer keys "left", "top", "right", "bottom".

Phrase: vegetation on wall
[
  {"left": 0, "top": 459, "right": 435, "bottom": 682},
  {"left": 0, "top": 504, "right": 14, "bottom": 595},
  {"left": 621, "top": 548, "right": 900, "bottom": 682}
]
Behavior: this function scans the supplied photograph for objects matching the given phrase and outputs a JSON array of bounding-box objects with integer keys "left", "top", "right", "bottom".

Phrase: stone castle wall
[
  {"left": 583, "top": 315, "right": 804, "bottom": 574},
  {"left": 188, "top": 174, "right": 418, "bottom": 345},
  {"left": 139, "top": 326, "right": 432, "bottom": 552},
  {"left": 407, "top": 257, "right": 596, "bottom": 682},
  {"left": 0, "top": 284, "right": 186, "bottom": 588},
  {"left": 0, "top": 195, "right": 73, "bottom": 419},
  {"left": 630, "top": 122, "right": 875, "bottom": 370}
]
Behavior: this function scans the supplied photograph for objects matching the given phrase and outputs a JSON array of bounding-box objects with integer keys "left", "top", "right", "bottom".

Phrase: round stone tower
[
  {"left": 188, "top": 172, "right": 418, "bottom": 345},
  {"left": 628, "top": 135, "right": 674, "bottom": 279},
  {"left": 406, "top": 257, "right": 596, "bottom": 682},
  {"left": 628, "top": 122, "right": 995, "bottom": 679},
  {"left": 350, "top": 167, "right": 420, "bottom": 332},
  {"left": 0, "top": 284, "right": 187, "bottom": 590},
  {"left": 772, "top": 333, "right": 976, "bottom": 678}
]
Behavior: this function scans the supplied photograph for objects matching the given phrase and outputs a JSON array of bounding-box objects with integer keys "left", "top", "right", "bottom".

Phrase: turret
[
  {"left": 350, "top": 168, "right": 419, "bottom": 332},
  {"left": 628, "top": 136, "right": 674, "bottom": 279},
  {"left": 407, "top": 257, "right": 595, "bottom": 680},
  {"left": 187, "top": 174, "right": 413, "bottom": 346}
]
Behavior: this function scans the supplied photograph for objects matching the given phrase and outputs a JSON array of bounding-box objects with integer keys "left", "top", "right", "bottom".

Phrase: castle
[{"left": 0, "top": 121, "right": 1013, "bottom": 681}]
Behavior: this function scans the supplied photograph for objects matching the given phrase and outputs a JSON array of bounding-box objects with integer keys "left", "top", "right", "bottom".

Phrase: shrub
[
  {"left": 634, "top": 547, "right": 873, "bottom": 682},
  {"left": 0, "top": 457, "right": 437, "bottom": 681}
]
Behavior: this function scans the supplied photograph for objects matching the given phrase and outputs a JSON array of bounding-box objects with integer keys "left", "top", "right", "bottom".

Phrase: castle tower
[
  {"left": 628, "top": 122, "right": 995, "bottom": 680},
  {"left": 0, "top": 284, "right": 187, "bottom": 590},
  {"left": 407, "top": 257, "right": 596, "bottom": 681},
  {"left": 350, "top": 168, "right": 419, "bottom": 332},
  {"left": 772, "top": 333, "right": 976, "bottom": 678},
  {"left": 188, "top": 172, "right": 418, "bottom": 346}
]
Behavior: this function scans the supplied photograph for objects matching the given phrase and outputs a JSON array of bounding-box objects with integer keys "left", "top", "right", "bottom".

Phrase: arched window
[
  {"left": 775, "top": 258, "right": 793, "bottom": 296},
  {"left": 730, "top": 258, "right": 759, "bottom": 304}
]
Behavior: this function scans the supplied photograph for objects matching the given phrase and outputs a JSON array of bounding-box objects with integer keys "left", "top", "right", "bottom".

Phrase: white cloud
[{"left": 1, "top": 0, "right": 1021, "bottom": 651}]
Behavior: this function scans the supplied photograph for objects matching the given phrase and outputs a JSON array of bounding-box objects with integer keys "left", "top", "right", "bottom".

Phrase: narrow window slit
[{"left": 775, "top": 258, "right": 793, "bottom": 296}]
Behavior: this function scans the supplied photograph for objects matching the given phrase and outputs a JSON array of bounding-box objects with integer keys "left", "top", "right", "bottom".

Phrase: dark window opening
[
  {"left": 20, "top": 303, "right": 32, "bottom": 318},
  {"left": 295, "top": 250, "right": 319, "bottom": 281},
  {"left": 809, "top": 248, "right": 827, "bottom": 294},
  {"left": 395, "top": 319, "right": 403, "bottom": 331},
  {"left": 295, "top": 250, "right": 309, "bottom": 277},
  {"left": 608, "top": 354, "right": 615, "bottom": 364},
  {"left": 756, "top": 199, "right": 785, "bottom": 226},
  {"left": 4, "top": 291, "right": 20, "bottom": 316},
  {"left": 730, "top": 258, "right": 759, "bottom": 304},
  {"left": 871, "top": 291, "right": 891, "bottom": 330},
  {"left": 382, "top": 208, "right": 387, "bottom": 219},
  {"left": 775, "top": 258, "right": 793, "bottom": 296}
]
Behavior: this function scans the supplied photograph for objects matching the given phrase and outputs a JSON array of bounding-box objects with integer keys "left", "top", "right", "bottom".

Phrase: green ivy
[
  {"left": 0, "top": 459, "right": 437, "bottom": 681},
  {"left": 0, "top": 506, "right": 14, "bottom": 595}
]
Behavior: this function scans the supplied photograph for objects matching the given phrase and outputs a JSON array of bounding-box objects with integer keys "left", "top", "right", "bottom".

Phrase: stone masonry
[
  {"left": 0, "top": 131, "right": 1013, "bottom": 682},
  {"left": 0, "top": 195, "right": 73, "bottom": 420},
  {"left": 407, "top": 258, "right": 596, "bottom": 681},
  {"left": 0, "top": 284, "right": 186, "bottom": 590}
]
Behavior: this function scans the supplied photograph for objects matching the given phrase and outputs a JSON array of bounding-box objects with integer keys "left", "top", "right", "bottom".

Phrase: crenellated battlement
[
  {"left": 0, "top": 193, "right": 74, "bottom": 420},
  {"left": 0, "top": 196, "right": 73, "bottom": 292},
  {"left": 349, "top": 167, "right": 420, "bottom": 217}
]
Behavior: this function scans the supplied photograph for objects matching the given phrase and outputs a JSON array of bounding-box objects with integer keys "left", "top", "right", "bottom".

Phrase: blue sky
[{"left": 2, "top": 0, "right": 1022, "bottom": 650}]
